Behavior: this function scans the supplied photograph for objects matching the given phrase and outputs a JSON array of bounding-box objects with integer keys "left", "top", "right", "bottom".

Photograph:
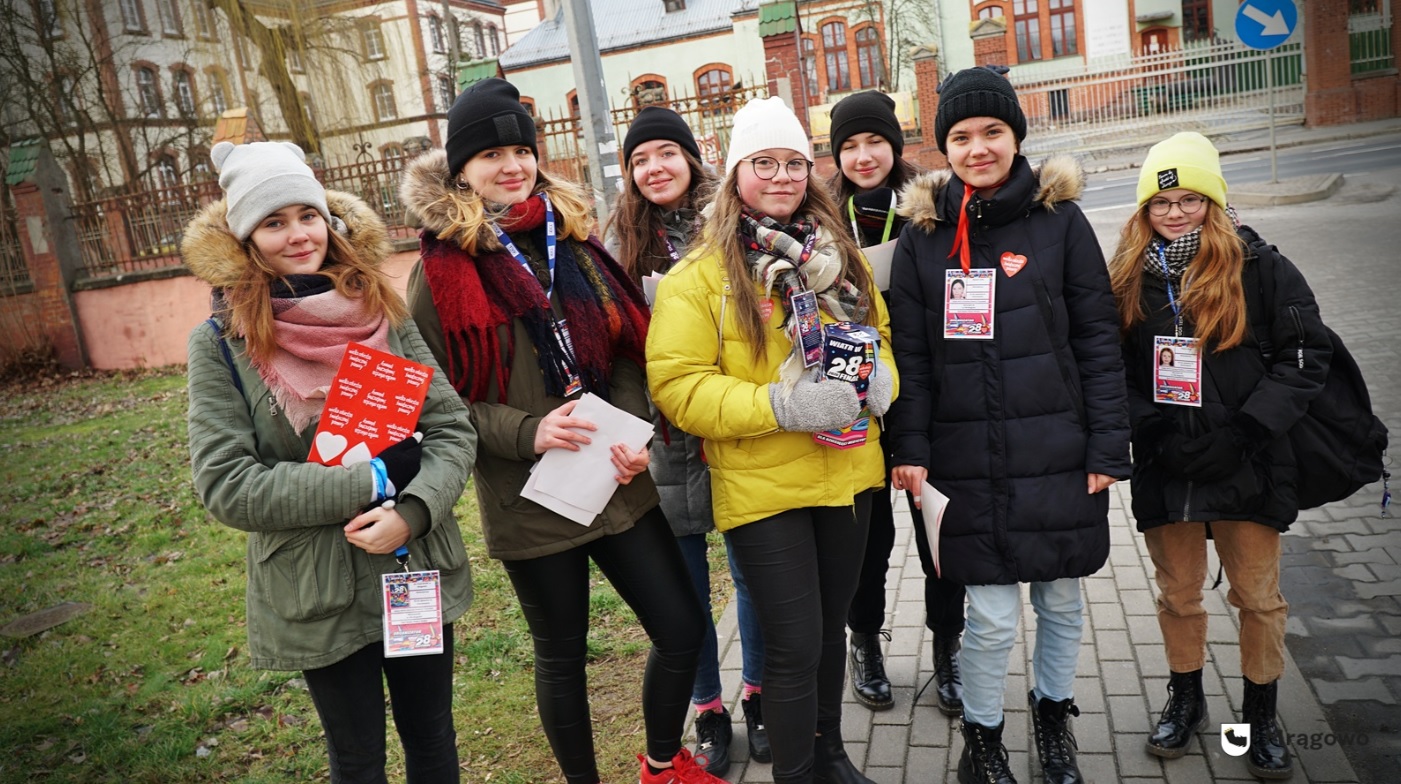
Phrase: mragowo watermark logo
[{"left": 1221, "top": 724, "right": 1372, "bottom": 754}]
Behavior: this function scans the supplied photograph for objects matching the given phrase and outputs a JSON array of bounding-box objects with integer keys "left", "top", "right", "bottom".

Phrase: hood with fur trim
[
  {"left": 181, "top": 190, "right": 390, "bottom": 288},
  {"left": 897, "top": 154, "right": 1085, "bottom": 232},
  {"left": 398, "top": 149, "right": 507, "bottom": 253}
]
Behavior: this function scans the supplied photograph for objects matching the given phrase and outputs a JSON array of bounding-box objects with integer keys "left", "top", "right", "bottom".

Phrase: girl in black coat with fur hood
[{"left": 886, "top": 68, "right": 1130, "bottom": 784}]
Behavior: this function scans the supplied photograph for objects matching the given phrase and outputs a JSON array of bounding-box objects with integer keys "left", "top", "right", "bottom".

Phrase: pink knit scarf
[{"left": 253, "top": 289, "right": 390, "bottom": 433}]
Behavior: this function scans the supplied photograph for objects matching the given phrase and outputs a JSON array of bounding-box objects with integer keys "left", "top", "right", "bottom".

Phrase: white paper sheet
[
  {"left": 519, "top": 393, "right": 655, "bottom": 525},
  {"left": 862, "top": 240, "right": 898, "bottom": 291},
  {"left": 642, "top": 272, "right": 665, "bottom": 306},
  {"left": 918, "top": 480, "right": 951, "bottom": 578}
]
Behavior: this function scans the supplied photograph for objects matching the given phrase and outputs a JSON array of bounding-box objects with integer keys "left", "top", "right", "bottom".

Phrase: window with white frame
[
  {"left": 487, "top": 24, "right": 499, "bottom": 56},
  {"left": 37, "top": 0, "right": 62, "bottom": 38},
  {"left": 437, "top": 74, "right": 454, "bottom": 112},
  {"left": 157, "top": 0, "right": 181, "bottom": 35},
  {"left": 54, "top": 73, "right": 79, "bottom": 125},
  {"left": 362, "top": 18, "right": 386, "bottom": 60},
  {"left": 855, "top": 26, "right": 883, "bottom": 89},
  {"left": 207, "top": 68, "right": 228, "bottom": 114},
  {"left": 473, "top": 21, "right": 485, "bottom": 58},
  {"left": 191, "top": 0, "right": 214, "bottom": 38},
  {"left": 370, "top": 82, "right": 397, "bottom": 121},
  {"left": 822, "top": 21, "right": 850, "bottom": 92},
  {"left": 154, "top": 154, "right": 179, "bottom": 188},
  {"left": 429, "top": 14, "right": 446, "bottom": 53},
  {"left": 135, "top": 66, "right": 163, "bottom": 117},
  {"left": 288, "top": 45, "right": 303, "bottom": 73},
  {"left": 173, "top": 69, "right": 196, "bottom": 115},
  {"left": 120, "top": 0, "right": 146, "bottom": 31}
]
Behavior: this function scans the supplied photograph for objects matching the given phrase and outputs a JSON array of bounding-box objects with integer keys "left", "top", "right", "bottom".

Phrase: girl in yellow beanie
[{"left": 1108, "top": 131, "right": 1330, "bottom": 780}]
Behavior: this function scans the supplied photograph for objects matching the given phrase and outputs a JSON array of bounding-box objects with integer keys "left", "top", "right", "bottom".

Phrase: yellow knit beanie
[{"left": 1136, "top": 132, "right": 1228, "bottom": 209}]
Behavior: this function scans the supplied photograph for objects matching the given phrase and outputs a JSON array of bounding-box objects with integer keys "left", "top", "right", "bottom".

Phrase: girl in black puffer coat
[
  {"left": 1108, "top": 131, "right": 1330, "bottom": 780},
  {"left": 887, "top": 68, "right": 1130, "bottom": 784}
]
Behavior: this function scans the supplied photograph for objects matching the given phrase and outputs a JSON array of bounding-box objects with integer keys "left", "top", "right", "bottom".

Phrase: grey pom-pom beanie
[{"left": 211, "top": 141, "right": 330, "bottom": 241}]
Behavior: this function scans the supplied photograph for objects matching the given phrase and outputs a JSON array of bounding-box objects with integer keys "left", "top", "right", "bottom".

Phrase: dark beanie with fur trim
[
  {"left": 445, "top": 78, "right": 537, "bottom": 176},
  {"left": 830, "top": 91, "right": 904, "bottom": 156},
  {"left": 934, "top": 67, "right": 1027, "bottom": 153},
  {"left": 623, "top": 106, "right": 702, "bottom": 162}
]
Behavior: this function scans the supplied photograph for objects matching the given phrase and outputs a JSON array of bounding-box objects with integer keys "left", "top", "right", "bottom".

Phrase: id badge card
[
  {"left": 1152, "top": 335, "right": 1203, "bottom": 407},
  {"left": 552, "top": 318, "right": 584, "bottom": 396},
  {"left": 791, "top": 289, "right": 824, "bottom": 368},
  {"left": 382, "top": 570, "right": 445, "bottom": 657},
  {"left": 944, "top": 268, "right": 996, "bottom": 340}
]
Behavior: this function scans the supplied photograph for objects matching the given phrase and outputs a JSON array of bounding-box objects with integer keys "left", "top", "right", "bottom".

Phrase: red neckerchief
[{"left": 946, "top": 176, "right": 1010, "bottom": 274}]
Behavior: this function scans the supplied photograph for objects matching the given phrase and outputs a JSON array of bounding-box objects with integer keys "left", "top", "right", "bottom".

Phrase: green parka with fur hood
[{"left": 184, "top": 190, "right": 477, "bottom": 671}]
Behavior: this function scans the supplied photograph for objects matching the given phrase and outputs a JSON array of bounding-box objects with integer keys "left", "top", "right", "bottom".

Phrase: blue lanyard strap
[
  {"left": 1156, "top": 243, "right": 1183, "bottom": 333},
  {"left": 491, "top": 194, "right": 557, "bottom": 298}
]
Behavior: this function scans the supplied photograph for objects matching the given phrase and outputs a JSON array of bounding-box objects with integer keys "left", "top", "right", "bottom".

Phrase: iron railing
[
  {"left": 71, "top": 179, "right": 223, "bottom": 279},
  {"left": 1010, "top": 38, "right": 1305, "bottom": 156},
  {"left": 1350, "top": 12, "right": 1395, "bottom": 74},
  {"left": 0, "top": 205, "right": 30, "bottom": 292}
]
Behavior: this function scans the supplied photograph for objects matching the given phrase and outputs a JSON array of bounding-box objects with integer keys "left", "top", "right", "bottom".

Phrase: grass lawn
[{"left": 0, "top": 367, "right": 731, "bottom": 783}]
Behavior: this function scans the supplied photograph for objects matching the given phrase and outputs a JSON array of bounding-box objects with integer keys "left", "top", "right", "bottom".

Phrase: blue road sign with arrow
[{"left": 1235, "top": 0, "right": 1298, "bottom": 51}]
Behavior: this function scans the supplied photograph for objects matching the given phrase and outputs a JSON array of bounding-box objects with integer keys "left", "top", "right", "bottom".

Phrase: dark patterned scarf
[{"left": 420, "top": 193, "right": 650, "bottom": 403}]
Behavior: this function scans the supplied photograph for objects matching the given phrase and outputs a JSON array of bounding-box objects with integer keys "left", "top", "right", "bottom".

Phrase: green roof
[
  {"left": 456, "top": 59, "right": 500, "bottom": 92},
  {"left": 758, "top": 1, "right": 796, "bottom": 38},
  {"left": 5, "top": 138, "right": 41, "bottom": 186}
]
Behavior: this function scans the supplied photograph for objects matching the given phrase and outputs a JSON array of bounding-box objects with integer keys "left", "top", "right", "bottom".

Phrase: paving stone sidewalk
[{"left": 697, "top": 488, "right": 1364, "bottom": 783}]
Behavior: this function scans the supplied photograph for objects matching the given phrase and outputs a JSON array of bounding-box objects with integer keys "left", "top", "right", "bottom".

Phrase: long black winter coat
[
  {"left": 887, "top": 155, "right": 1131, "bottom": 587},
  {"left": 1123, "top": 225, "right": 1331, "bottom": 532}
]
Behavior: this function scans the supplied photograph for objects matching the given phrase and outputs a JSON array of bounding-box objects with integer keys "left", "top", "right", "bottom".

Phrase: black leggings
[
  {"left": 725, "top": 492, "right": 873, "bottom": 783},
  {"left": 848, "top": 488, "right": 966, "bottom": 637},
  {"left": 303, "top": 625, "right": 458, "bottom": 784},
  {"left": 501, "top": 508, "right": 704, "bottom": 784}
]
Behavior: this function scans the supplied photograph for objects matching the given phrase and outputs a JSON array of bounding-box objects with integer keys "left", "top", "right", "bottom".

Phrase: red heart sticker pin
[{"left": 1000, "top": 252, "right": 1027, "bottom": 277}]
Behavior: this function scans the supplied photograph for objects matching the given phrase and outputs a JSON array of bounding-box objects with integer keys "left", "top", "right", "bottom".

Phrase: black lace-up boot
[
  {"left": 848, "top": 630, "right": 893, "bottom": 710},
  {"left": 958, "top": 719, "right": 1017, "bottom": 784},
  {"left": 933, "top": 633, "right": 964, "bottom": 716},
  {"left": 1029, "top": 690, "right": 1083, "bottom": 784},
  {"left": 1243, "top": 678, "right": 1293, "bottom": 779},
  {"left": 1145, "top": 669, "right": 1209, "bottom": 758},
  {"left": 813, "top": 732, "right": 876, "bottom": 784}
]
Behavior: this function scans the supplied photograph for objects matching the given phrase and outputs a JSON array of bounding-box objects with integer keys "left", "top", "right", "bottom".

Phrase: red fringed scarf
[{"left": 420, "top": 194, "right": 650, "bottom": 404}]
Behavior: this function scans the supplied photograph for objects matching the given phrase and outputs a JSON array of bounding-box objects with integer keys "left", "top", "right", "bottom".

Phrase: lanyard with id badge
[
  {"left": 1151, "top": 245, "right": 1203, "bottom": 407},
  {"left": 848, "top": 195, "right": 898, "bottom": 291},
  {"left": 378, "top": 500, "right": 446, "bottom": 657},
  {"left": 788, "top": 229, "right": 825, "bottom": 368},
  {"left": 491, "top": 194, "right": 584, "bottom": 396}
]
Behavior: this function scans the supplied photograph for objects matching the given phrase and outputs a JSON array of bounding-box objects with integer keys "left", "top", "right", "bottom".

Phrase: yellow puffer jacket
[{"left": 647, "top": 244, "right": 896, "bottom": 532}]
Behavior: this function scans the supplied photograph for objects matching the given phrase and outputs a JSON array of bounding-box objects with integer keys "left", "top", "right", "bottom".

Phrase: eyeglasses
[
  {"left": 1147, "top": 194, "right": 1206, "bottom": 216},
  {"left": 742, "top": 156, "right": 813, "bottom": 182}
]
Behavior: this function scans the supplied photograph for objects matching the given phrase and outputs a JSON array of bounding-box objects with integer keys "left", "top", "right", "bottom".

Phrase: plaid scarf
[
  {"left": 420, "top": 194, "right": 650, "bottom": 404},
  {"left": 1144, "top": 204, "right": 1242, "bottom": 285},
  {"left": 737, "top": 209, "right": 868, "bottom": 386}
]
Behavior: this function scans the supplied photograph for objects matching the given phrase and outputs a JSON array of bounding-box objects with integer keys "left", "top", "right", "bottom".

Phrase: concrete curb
[{"left": 1232, "top": 173, "right": 1345, "bottom": 206}]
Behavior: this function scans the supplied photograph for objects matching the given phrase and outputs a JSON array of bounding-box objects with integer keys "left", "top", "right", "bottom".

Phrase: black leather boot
[
  {"left": 813, "top": 731, "right": 875, "bottom": 784},
  {"left": 1145, "top": 669, "right": 1209, "bottom": 759},
  {"left": 958, "top": 719, "right": 1017, "bottom": 784},
  {"left": 933, "top": 633, "right": 965, "bottom": 716},
  {"left": 1029, "top": 690, "right": 1083, "bottom": 784},
  {"left": 848, "top": 630, "right": 893, "bottom": 711},
  {"left": 1243, "top": 678, "right": 1294, "bottom": 779}
]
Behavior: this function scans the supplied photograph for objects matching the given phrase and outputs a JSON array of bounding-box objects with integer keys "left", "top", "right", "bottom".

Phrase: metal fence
[
  {"left": 1011, "top": 38, "right": 1306, "bottom": 156},
  {"left": 318, "top": 157, "right": 414, "bottom": 240},
  {"left": 0, "top": 205, "right": 30, "bottom": 292},
  {"left": 1350, "top": 11, "right": 1395, "bottom": 74},
  {"left": 535, "top": 82, "right": 770, "bottom": 185}
]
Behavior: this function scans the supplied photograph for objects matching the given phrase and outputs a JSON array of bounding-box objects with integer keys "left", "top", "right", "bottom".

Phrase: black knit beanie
[
  {"left": 445, "top": 78, "right": 537, "bottom": 176},
  {"left": 623, "top": 106, "right": 702, "bottom": 162},
  {"left": 934, "top": 67, "right": 1027, "bottom": 153},
  {"left": 830, "top": 90, "right": 904, "bottom": 156}
]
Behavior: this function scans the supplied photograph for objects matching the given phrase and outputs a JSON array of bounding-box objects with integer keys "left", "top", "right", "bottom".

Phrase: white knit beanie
[
  {"left": 210, "top": 141, "right": 330, "bottom": 241},
  {"left": 724, "top": 96, "right": 813, "bottom": 175}
]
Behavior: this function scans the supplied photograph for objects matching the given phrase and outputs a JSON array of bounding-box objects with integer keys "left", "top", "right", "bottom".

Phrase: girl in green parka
[{"left": 184, "top": 141, "right": 477, "bottom": 783}]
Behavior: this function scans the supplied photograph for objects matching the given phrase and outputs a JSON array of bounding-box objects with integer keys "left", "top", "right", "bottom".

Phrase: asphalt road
[{"left": 1080, "top": 135, "right": 1401, "bottom": 212}]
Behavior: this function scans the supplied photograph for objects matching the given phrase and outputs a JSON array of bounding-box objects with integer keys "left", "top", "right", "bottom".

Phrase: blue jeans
[
  {"left": 677, "top": 532, "right": 765, "bottom": 704},
  {"left": 961, "top": 579, "right": 1085, "bottom": 727}
]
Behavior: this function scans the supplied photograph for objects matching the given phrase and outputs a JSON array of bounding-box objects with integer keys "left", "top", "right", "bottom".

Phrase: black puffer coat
[
  {"left": 1123, "top": 226, "right": 1331, "bottom": 532},
  {"left": 887, "top": 155, "right": 1130, "bottom": 586}
]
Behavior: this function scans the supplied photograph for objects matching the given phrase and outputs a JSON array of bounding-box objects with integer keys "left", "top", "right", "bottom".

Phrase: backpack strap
[
  {"left": 1240, "top": 226, "right": 1278, "bottom": 362},
  {"left": 204, "top": 317, "right": 245, "bottom": 398}
]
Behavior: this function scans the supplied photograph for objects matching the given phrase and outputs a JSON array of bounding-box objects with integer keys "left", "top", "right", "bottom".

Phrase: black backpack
[{"left": 1244, "top": 228, "right": 1389, "bottom": 510}]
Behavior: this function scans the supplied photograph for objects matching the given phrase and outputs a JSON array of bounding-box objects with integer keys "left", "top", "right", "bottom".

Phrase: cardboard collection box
[{"left": 813, "top": 322, "right": 881, "bottom": 450}]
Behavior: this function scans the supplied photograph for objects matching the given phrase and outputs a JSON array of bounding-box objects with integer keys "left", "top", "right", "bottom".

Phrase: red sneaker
[{"left": 637, "top": 749, "right": 727, "bottom": 783}]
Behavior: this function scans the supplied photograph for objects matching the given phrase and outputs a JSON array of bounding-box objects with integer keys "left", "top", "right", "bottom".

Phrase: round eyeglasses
[
  {"left": 742, "top": 156, "right": 813, "bottom": 182},
  {"left": 1147, "top": 194, "right": 1206, "bottom": 216}
]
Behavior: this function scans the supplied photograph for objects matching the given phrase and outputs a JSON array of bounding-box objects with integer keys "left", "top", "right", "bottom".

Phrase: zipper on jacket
[{"left": 1289, "top": 305, "right": 1304, "bottom": 369}]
